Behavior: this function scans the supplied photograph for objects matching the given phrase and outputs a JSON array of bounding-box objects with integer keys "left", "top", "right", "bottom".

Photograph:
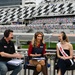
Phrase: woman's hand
[
  {"left": 44, "top": 52, "right": 50, "bottom": 56},
  {"left": 59, "top": 56, "right": 65, "bottom": 60},
  {"left": 30, "top": 53, "right": 41, "bottom": 57},
  {"left": 35, "top": 53, "right": 41, "bottom": 56},
  {"left": 60, "top": 56, "right": 68, "bottom": 60}
]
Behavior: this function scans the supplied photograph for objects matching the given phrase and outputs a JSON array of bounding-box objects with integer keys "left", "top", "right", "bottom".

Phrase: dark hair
[
  {"left": 61, "top": 31, "right": 69, "bottom": 42},
  {"left": 61, "top": 31, "right": 66, "bottom": 40},
  {"left": 4, "top": 29, "right": 13, "bottom": 38}
]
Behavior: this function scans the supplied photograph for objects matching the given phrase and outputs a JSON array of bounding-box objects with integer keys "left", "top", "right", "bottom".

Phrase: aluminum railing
[{"left": 16, "top": 48, "right": 75, "bottom": 75}]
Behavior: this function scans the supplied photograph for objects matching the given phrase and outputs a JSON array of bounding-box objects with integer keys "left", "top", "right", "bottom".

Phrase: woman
[
  {"left": 56, "top": 31, "right": 74, "bottom": 75},
  {"left": 28, "top": 31, "right": 47, "bottom": 75}
]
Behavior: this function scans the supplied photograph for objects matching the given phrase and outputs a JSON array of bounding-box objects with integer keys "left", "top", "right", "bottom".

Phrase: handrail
[{"left": 16, "top": 48, "right": 75, "bottom": 55}]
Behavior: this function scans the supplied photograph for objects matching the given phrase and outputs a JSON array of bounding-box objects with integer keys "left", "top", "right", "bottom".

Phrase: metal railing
[{"left": 16, "top": 48, "right": 75, "bottom": 75}]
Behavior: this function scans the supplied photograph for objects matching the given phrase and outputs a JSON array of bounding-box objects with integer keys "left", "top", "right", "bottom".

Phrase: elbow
[
  {"left": 57, "top": 54, "right": 59, "bottom": 57},
  {"left": 57, "top": 55, "right": 60, "bottom": 58},
  {"left": 0, "top": 52, "right": 9, "bottom": 57},
  {"left": 28, "top": 53, "right": 31, "bottom": 56},
  {"left": 28, "top": 54, "right": 30, "bottom": 56},
  {"left": 0, "top": 52, "right": 5, "bottom": 57},
  {"left": 71, "top": 56, "right": 73, "bottom": 59}
]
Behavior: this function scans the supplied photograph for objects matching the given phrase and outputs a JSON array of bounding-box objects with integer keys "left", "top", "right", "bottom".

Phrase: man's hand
[{"left": 0, "top": 52, "right": 23, "bottom": 58}]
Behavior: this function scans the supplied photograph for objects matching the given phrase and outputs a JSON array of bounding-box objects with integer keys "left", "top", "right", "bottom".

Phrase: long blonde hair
[{"left": 31, "top": 32, "right": 45, "bottom": 47}]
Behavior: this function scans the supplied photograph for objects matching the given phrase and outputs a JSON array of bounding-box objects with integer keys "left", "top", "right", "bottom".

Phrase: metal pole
[
  {"left": 48, "top": 35, "right": 51, "bottom": 48},
  {"left": 15, "top": 36, "right": 18, "bottom": 46},
  {"left": 15, "top": 35, "right": 20, "bottom": 49},
  {"left": 48, "top": 36, "right": 50, "bottom": 48}
]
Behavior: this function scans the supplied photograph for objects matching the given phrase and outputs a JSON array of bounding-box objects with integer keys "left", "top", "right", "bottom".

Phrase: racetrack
[
  {"left": 0, "top": 33, "right": 75, "bottom": 43},
  {"left": 16, "top": 33, "right": 75, "bottom": 43}
]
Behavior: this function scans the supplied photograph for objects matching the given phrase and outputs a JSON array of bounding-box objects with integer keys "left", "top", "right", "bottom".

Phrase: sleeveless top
[
  {"left": 29, "top": 43, "right": 44, "bottom": 59},
  {"left": 32, "top": 43, "right": 44, "bottom": 54},
  {"left": 59, "top": 49, "right": 70, "bottom": 56}
]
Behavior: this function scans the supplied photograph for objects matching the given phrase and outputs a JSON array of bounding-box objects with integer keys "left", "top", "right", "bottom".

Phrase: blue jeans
[{"left": 0, "top": 61, "right": 22, "bottom": 75}]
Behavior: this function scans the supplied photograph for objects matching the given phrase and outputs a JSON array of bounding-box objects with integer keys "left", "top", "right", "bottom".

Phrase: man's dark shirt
[{"left": 0, "top": 37, "right": 15, "bottom": 61}]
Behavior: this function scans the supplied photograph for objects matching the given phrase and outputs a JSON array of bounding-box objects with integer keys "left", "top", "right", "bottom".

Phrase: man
[{"left": 0, "top": 29, "right": 23, "bottom": 75}]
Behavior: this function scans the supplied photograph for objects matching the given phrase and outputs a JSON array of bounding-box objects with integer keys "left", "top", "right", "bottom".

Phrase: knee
[
  {"left": 0, "top": 65, "right": 8, "bottom": 73},
  {"left": 18, "top": 64, "right": 22, "bottom": 71},
  {"left": 29, "top": 60, "right": 33, "bottom": 65},
  {"left": 39, "top": 60, "right": 45, "bottom": 66},
  {"left": 36, "top": 64, "right": 42, "bottom": 72},
  {"left": 58, "top": 69, "right": 61, "bottom": 75}
]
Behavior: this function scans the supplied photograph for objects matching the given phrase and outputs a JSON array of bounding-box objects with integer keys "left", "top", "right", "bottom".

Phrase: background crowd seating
[{"left": 0, "top": 2, "right": 75, "bottom": 23}]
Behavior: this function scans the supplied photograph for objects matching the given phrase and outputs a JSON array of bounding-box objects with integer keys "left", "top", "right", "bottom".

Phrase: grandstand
[
  {"left": 0, "top": 1, "right": 75, "bottom": 75},
  {"left": 0, "top": 0, "right": 75, "bottom": 33},
  {"left": 0, "top": 0, "right": 36, "bottom": 8}
]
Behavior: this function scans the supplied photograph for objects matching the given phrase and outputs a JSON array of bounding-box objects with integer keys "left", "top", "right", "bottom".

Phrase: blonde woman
[
  {"left": 56, "top": 31, "right": 74, "bottom": 75},
  {"left": 28, "top": 32, "right": 47, "bottom": 75}
]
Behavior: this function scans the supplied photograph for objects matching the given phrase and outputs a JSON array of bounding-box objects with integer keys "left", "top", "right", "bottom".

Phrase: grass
[
  {"left": 72, "top": 43, "right": 75, "bottom": 50},
  {"left": 21, "top": 45, "right": 29, "bottom": 48},
  {"left": 21, "top": 42, "right": 75, "bottom": 50}
]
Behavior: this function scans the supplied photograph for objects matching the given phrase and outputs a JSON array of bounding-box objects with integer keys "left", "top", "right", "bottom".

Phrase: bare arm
[
  {"left": 56, "top": 45, "right": 64, "bottom": 59},
  {"left": 0, "top": 52, "right": 23, "bottom": 59},
  {"left": 65, "top": 43, "right": 73, "bottom": 59}
]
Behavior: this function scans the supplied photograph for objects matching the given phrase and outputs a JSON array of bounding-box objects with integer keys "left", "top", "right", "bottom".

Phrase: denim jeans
[{"left": 0, "top": 61, "right": 22, "bottom": 75}]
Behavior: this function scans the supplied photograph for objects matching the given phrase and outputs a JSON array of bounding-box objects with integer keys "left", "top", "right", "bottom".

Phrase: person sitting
[
  {"left": 0, "top": 29, "right": 23, "bottom": 75},
  {"left": 28, "top": 31, "right": 47, "bottom": 75},
  {"left": 56, "top": 31, "right": 74, "bottom": 75}
]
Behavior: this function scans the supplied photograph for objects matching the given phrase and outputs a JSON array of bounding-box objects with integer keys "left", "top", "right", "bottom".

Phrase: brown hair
[
  {"left": 31, "top": 32, "right": 44, "bottom": 47},
  {"left": 61, "top": 31, "right": 69, "bottom": 42}
]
